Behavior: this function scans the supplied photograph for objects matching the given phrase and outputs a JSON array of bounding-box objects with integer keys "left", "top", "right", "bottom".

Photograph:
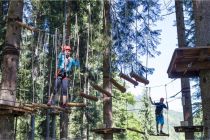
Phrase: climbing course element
[
  {"left": 90, "top": 83, "right": 112, "bottom": 97},
  {"left": 130, "top": 71, "right": 149, "bottom": 85},
  {"left": 79, "top": 92, "right": 98, "bottom": 102},
  {"left": 110, "top": 78, "right": 126, "bottom": 93},
  {"left": 119, "top": 72, "right": 138, "bottom": 86}
]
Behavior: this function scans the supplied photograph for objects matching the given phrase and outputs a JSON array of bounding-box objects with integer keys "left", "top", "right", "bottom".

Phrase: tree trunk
[
  {"left": 175, "top": 0, "right": 194, "bottom": 139},
  {"left": 0, "top": 1, "right": 2, "bottom": 17},
  {"left": 60, "top": 1, "right": 71, "bottom": 139},
  {"left": 52, "top": 114, "right": 56, "bottom": 139},
  {"left": 46, "top": 110, "right": 50, "bottom": 140},
  {"left": 66, "top": 0, "right": 71, "bottom": 39},
  {"left": 103, "top": 1, "right": 112, "bottom": 140},
  {"left": 193, "top": 0, "right": 210, "bottom": 138},
  {"left": 60, "top": 112, "right": 69, "bottom": 139},
  {"left": 0, "top": 0, "right": 23, "bottom": 139},
  {"left": 29, "top": 114, "right": 35, "bottom": 140}
]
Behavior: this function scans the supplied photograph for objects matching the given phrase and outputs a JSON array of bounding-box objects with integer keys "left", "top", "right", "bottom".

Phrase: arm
[
  {"left": 57, "top": 53, "right": 63, "bottom": 72},
  {"left": 72, "top": 53, "right": 80, "bottom": 67},
  {"left": 149, "top": 97, "right": 155, "bottom": 105},
  {"left": 163, "top": 102, "right": 169, "bottom": 110},
  {"left": 166, "top": 101, "right": 169, "bottom": 110},
  {"left": 66, "top": 57, "right": 80, "bottom": 72}
]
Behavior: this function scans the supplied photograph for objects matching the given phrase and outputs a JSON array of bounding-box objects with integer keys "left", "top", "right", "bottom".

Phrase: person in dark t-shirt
[{"left": 150, "top": 97, "right": 168, "bottom": 135}]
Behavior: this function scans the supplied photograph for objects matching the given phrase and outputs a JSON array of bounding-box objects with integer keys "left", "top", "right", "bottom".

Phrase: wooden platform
[
  {"left": 92, "top": 128, "right": 125, "bottom": 134},
  {"left": 0, "top": 101, "right": 78, "bottom": 116},
  {"left": 0, "top": 103, "right": 36, "bottom": 116},
  {"left": 167, "top": 47, "right": 210, "bottom": 78},
  {"left": 174, "top": 126, "right": 203, "bottom": 132}
]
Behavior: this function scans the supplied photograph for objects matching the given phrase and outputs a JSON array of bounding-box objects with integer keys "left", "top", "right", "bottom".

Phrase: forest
[{"left": 0, "top": 0, "right": 210, "bottom": 140}]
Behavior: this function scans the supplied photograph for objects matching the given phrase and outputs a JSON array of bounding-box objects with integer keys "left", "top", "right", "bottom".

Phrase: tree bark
[
  {"left": 175, "top": 0, "right": 194, "bottom": 139},
  {"left": 103, "top": 1, "right": 112, "bottom": 140},
  {"left": 29, "top": 114, "right": 35, "bottom": 140},
  {"left": 193, "top": 0, "right": 210, "bottom": 138},
  {"left": 0, "top": 0, "right": 23, "bottom": 139},
  {"left": 52, "top": 114, "right": 56, "bottom": 139},
  {"left": 0, "top": 1, "right": 2, "bottom": 17},
  {"left": 60, "top": 1, "right": 71, "bottom": 139},
  {"left": 60, "top": 112, "right": 69, "bottom": 139}
]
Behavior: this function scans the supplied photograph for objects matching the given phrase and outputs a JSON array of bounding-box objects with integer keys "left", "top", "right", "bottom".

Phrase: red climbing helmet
[{"left": 63, "top": 45, "right": 71, "bottom": 51}]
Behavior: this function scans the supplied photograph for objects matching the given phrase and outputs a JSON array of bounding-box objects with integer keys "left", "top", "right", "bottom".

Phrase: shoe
[
  {"left": 160, "top": 131, "right": 166, "bottom": 135},
  {"left": 156, "top": 131, "right": 159, "bottom": 135},
  {"left": 61, "top": 103, "right": 67, "bottom": 109},
  {"left": 47, "top": 100, "right": 52, "bottom": 106}
]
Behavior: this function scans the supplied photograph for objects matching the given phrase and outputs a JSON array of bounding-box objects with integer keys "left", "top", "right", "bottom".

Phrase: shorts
[{"left": 156, "top": 114, "right": 164, "bottom": 125}]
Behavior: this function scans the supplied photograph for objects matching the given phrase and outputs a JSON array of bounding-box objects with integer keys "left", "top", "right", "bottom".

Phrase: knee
[{"left": 62, "top": 88, "right": 68, "bottom": 96}]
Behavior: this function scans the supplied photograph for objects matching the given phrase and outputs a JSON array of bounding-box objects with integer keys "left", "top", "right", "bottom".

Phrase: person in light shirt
[{"left": 47, "top": 45, "right": 79, "bottom": 108}]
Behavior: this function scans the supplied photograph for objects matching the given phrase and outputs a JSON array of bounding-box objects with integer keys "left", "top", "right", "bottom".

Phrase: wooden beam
[
  {"left": 90, "top": 83, "right": 112, "bottom": 97},
  {"left": 174, "top": 61, "right": 210, "bottom": 72},
  {"left": 32, "top": 103, "right": 65, "bottom": 111},
  {"left": 119, "top": 72, "right": 138, "bottom": 86},
  {"left": 110, "top": 78, "right": 126, "bottom": 93},
  {"left": 198, "top": 48, "right": 209, "bottom": 61},
  {"left": 92, "top": 128, "right": 125, "bottom": 134},
  {"left": 174, "top": 126, "right": 203, "bottom": 132},
  {"left": 15, "top": 21, "right": 39, "bottom": 32},
  {"left": 130, "top": 71, "right": 149, "bottom": 85},
  {"left": 0, "top": 104, "right": 34, "bottom": 115},
  {"left": 168, "top": 71, "right": 199, "bottom": 78},
  {"left": 127, "top": 127, "right": 145, "bottom": 134},
  {"left": 66, "top": 102, "right": 86, "bottom": 107},
  {"left": 79, "top": 92, "right": 98, "bottom": 102}
]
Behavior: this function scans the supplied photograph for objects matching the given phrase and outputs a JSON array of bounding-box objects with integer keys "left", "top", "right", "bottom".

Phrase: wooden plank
[
  {"left": 79, "top": 92, "right": 98, "bottom": 101},
  {"left": 90, "top": 83, "right": 112, "bottom": 97},
  {"left": 174, "top": 126, "right": 203, "bottom": 132},
  {"left": 110, "top": 78, "right": 126, "bottom": 93},
  {"left": 127, "top": 127, "right": 145, "bottom": 134},
  {"left": 119, "top": 72, "right": 138, "bottom": 86},
  {"left": 169, "top": 71, "right": 199, "bottom": 78},
  {"left": 175, "top": 61, "right": 210, "bottom": 72},
  {"left": 66, "top": 102, "right": 86, "bottom": 107},
  {"left": 0, "top": 104, "right": 33, "bottom": 114},
  {"left": 130, "top": 71, "right": 149, "bottom": 85},
  {"left": 92, "top": 128, "right": 125, "bottom": 134},
  {"left": 167, "top": 49, "right": 178, "bottom": 77}
]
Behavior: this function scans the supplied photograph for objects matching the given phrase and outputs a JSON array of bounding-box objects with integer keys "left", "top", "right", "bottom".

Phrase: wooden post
[
  {"left": 110, "top": 78, "right": 126, "bottom": 93},
  {"left": 119, "top": 72, "right": 138, "bottom": 86},
  {"left": 130, "top": 71, "right": 149, "bottom": 85},
  {"left": 175, "top": 0, "right": 194, "bottom": 139},
  {"left": 79, "top": 92, "right": 98, "bottom": 102}
]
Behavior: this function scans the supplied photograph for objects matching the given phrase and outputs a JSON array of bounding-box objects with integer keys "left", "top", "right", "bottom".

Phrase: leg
[
  {"left": 156, "top": 123, "right": 159, "bottom": 134},
  {"left": 160, "top": 124, "right": 163, "bottom": 132},
  {"left": 47, "top": 77, "right": 62, "bottom": 106},
  {"left": 61, "top": 78, "right": 69, "bottom": 107},
  {"left": 156, "top": 115, "right": 159, "bottom": 134},
  {"left": 160, "top": 115, "right": 165, "bottom": 134}
]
